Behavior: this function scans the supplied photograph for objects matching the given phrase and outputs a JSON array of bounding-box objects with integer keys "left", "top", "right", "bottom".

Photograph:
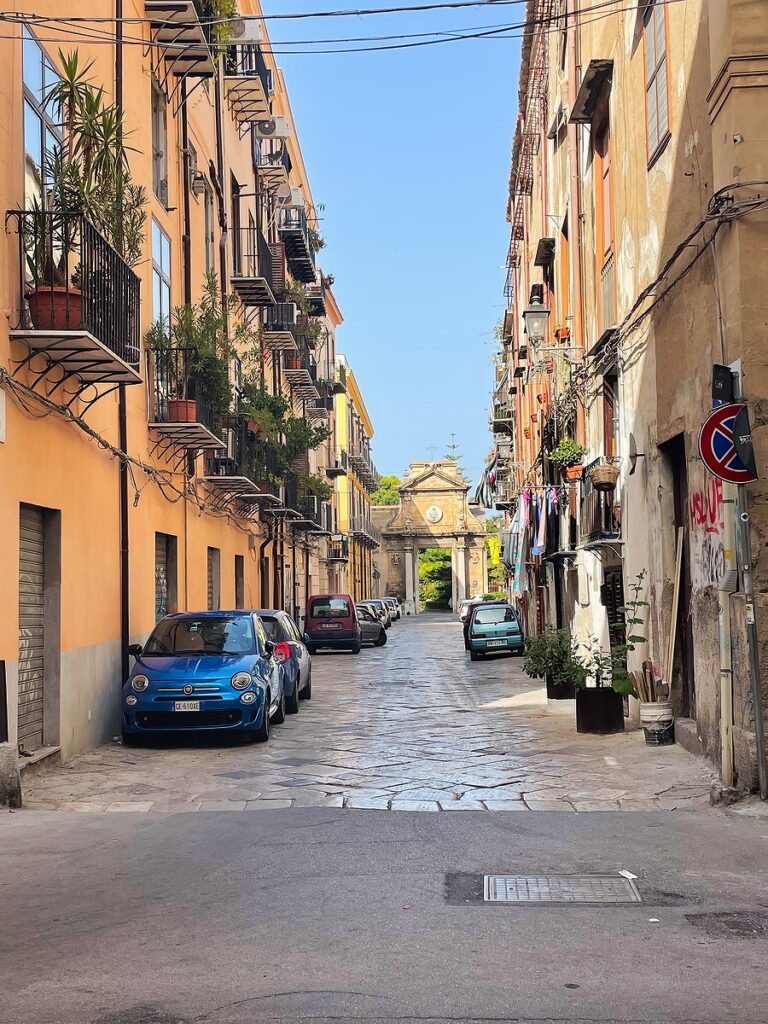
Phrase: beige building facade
[
  {"left": 373, "top": 461, "right": 488, "bottom": 614},
  {"left": 486, "top": 0, "right": 768, "bottom": 790}
]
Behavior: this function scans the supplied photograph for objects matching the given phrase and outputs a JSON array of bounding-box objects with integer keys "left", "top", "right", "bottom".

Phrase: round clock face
[{"left": 426, "top": 505, "right": 443, "bottom": 524}]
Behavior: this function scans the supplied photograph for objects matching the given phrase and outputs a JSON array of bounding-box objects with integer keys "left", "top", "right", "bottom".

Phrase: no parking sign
[{"left": 698, "top": 403, "right": 758, "bottom": 484}]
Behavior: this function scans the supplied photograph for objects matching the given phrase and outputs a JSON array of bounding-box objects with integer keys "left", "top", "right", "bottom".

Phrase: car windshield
[
  {"left": 473, "top": 606, "right": 517, "bottom": 625},
  {"left": 143, "top": 615, "right": 257, "bottom": 655},
  {"left": 310, "top": 597, "right": 351, "bottom": 618}
]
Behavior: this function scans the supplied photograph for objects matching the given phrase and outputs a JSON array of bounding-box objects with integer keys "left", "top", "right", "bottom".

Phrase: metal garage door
[
  {"left": 155, "top": 533, "right": 168, "bottom": 622},
  {"left": 18, "top": 505, "right": 44, "bottom": 752}
]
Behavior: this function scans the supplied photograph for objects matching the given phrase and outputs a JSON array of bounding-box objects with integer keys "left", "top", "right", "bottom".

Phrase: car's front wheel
[{"left": 250, "top": 695, "right": 270, "bottom": 743}]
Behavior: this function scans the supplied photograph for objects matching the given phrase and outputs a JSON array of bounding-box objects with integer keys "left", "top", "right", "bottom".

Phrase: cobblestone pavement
[{"left": 22, "top": 612, "right": 715, "bottom": 812}]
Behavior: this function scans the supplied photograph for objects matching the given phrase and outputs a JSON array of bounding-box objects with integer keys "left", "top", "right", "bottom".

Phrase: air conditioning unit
[
  {"left": 286, "top": 187, "right": 304, "bottom": 209},
  {"left": 231, "top": 18, "right": 262, "bottom": 43},
  {"left": 222, "top": 428, "right": 236, "bottom": 460},
  {"left": 254, "top": 116, "right": 290, "bottom": 140},
  {"left": 265, "top": 302, "right": 298, "bottom": 327}
]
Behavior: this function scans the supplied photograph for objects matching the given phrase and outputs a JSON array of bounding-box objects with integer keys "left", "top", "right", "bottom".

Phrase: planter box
[
  {"left": 546, "top": 674, "right": 575, "bottom": 700},
  {"left": 576, "top": 687, "right": 624, "bottom": 734},
  {"left": 565, "top": 465, "right": 583, "bottom": 480}
]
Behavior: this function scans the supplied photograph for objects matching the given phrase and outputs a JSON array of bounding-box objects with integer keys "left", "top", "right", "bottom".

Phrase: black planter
[
  {"left": 546, "top": 673, "right": 575, "bottom": 700},
  {"left": 576, "top": 687, "right": 624, "bottom": 734}
]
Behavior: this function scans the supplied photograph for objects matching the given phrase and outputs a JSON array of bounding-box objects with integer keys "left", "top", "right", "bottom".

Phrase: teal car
[{"left": 466, "top": 603, "right": 524, "bottom": 660}]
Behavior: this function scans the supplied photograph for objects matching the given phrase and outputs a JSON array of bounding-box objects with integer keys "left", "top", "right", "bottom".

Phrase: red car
[{"left": 304, "top": 594, "right": 362, "bottom": 654}]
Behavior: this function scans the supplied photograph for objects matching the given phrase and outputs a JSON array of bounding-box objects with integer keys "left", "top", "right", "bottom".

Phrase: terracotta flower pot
[
  {"left": 167, "top": 398, "right": 197, "bottom": 423},
  {"left": 524, "top": 428, "right": 531, "bottom": 439},
  {"left": 26, "top": 287, "right": 83, "bottom": 331},
  {"left": 531, "top": 413, "right": 538, "bottom": 423},
  {"left": 284, "top": 356, "right": 301, "bottom": 370},
  {"left": 565, "top": 465, "right": 583, "bottom": 480}
]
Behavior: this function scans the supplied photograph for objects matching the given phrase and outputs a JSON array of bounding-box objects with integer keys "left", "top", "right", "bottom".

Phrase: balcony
[
  {"left": 349, "top": 446, "right": 378, "bottom": 491},
  {"left": 283, "top": 345, "right": 320, "bottom": 401},
  {"left": 335, "top": 363, "right": 347, "bottom": 394},
  {"left": 580, "top": 481, "right": 621, "bottom": 545},
  {"left": 306, "top": 276, "right": 327, "bottom": 317},
  {"left": 491, "top": 403, "right": 515, "bottom": 432},
  {"left": 231, "top": 227, "right": 275, "bottom": 308},
  {"left": 325, "top": 448, "right": 348, "bottom": 478},
  {"left": 307, "top": 395, "right": 334, "bottom": 421},
  {"left": 203, "top": 423, "right": 282, "bottom": 511},
  {"left": 149, "top": 347, "right": 225, "bottom": 458},
  {"left": 224, "top": 44, "right": 271, "bottom": 132},
  {"left": 326, "top": 535, "right": 350, "bottom": 562},
  {"left": 493, "top": 482, "right": 516, "bottom": 512},
  {"left": 293, "top": 495, "right": 331, "bottom": 533},
  {"left": 277, "top": 207, "right": 315, "bottom": 284},
  {"left": 7, "top": 210, "right": 142, "bottom": 399},
  {"left": 262, "top": 302, "right": 299, "bottom": 351},
  {"left": 350, "top": 515, "right": 382, "bottom": 548},
  {"left": 146, "top": 1, "right": 215, "bottom": 77},
  {"left": 257, "top": 147, "right": 291, "bottom": 201}
]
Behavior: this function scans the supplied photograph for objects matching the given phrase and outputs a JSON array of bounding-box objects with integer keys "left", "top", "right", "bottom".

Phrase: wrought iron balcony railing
[
  {"left": 150, "top": 346, "right": 226, "bottom": 455},
  {"left": 350, "top": 515, "right": 382, "bottom": 548},
  {"left": 325, "top": 448, "right": 348, "bottom": 478},
  {"left": 7, "top": 208, "right": 142, "bottom": 395},
  {"left": 204, "top": 422, "right": 282, "bottom": 509},
  {"left": 326, "top": 536, "right": 350, "bottom": 562},
  {"left": 277, "top": 207, "right": 315, "bottom": 284},
  {"left": 231, "top": 227, "right": 275, "bottom": 307},
  {"left": 257, "top": 146, "right": 292, "bottom": 197}
]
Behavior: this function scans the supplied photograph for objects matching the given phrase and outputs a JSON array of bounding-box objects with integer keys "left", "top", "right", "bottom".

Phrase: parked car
[
  {"left": 356, "top": 604, "right": 388, "bottom": 646},
  {"left": 252, "top": 608, "right": 312, "bottom": 713},
  {"left": 121, "top": 611, "right": 284, "bottom": 744},
  {"left": 304, "top": 594, "right": 361, "bottom": 654},
  {"left": 458, "top": 596, "right": 484, "bottom": 621},
  {"left": 383, "top": 597, "right": 401, "bottom": 620},
  {"left": 363, "top": 598, "right": 392, "bottom": 628},
  {"left": 465, "top": 602, "right": 524, "bottom": 660},
  {"left": 463, "top": 599, "right": 511, "bottom": 650}
]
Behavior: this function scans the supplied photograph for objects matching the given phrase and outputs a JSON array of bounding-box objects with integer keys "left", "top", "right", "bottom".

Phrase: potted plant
[
  {"left": 588, "top": 457, "right": 620, "bottom": 491},
  {"left": 572, "top": 572, "right": 649, "bottom": 733},
  {"left": 524, "top": 627, "right": 586, "bottom": 700},
  {"left": 524, "top": 426, "right": 532, "bottom": 439},
  {"left": 548, "top": 437, "right": 586, "bottom": 480},
  {"left": 284, "top": 355, "right": 302, "bottom": 370}
]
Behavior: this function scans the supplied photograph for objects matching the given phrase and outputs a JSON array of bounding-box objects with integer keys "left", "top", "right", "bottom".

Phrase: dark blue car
[
  {"left": 252, "top": 609, "right": 312, "bottom": 714},
  {"left": 121, "top": 611, "right": 285, "bottom": 745}
]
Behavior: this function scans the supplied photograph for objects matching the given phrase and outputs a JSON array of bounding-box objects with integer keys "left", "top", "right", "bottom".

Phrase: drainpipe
[
  {"left": 116, "top": 0, "right": 130, "bottom": 682},
  {"left": 180, "top": 81, "right": 192, "bottom": 305},
  {"left": 566, "top": 1, "right": 585, "bottom": 406},
  {"left": 259, "top": 522, "right": 272, "bottom": 607},
  {"left": 212, "top": 61, "right": 228, "bottom": 305}
]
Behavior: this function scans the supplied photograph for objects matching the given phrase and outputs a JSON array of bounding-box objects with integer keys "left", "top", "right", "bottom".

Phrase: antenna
[{"left": 427, "top": 444, "right": 438, "bottom": 460}]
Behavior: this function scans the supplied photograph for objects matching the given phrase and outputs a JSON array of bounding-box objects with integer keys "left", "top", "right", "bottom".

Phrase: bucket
[{"left": 640, "top": 701, "right": 675, "bottom": 745}]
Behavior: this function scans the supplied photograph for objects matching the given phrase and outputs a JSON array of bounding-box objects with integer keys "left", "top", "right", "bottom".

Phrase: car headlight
[
  {"left": 125, "top": 694, "right": 138, "bottom": 706},
  {"left": 231, "top": 671, "right": 251, "bottom": 690},
  {"left": 240, "top": 691, "right": 257, "bottom": 704},
  {"left": 131, "top": 675, "right": 149, "bottom": 692}
]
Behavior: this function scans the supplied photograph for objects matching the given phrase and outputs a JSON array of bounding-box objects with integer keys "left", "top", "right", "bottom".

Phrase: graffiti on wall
[{"left": 689, "top": 478, "right": 729, "bottom": 588}]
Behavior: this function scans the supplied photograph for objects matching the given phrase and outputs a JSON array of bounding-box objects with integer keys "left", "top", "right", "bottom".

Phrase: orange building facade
[{"left": 0, "top": 1, "right": 375, "bottom": 802}]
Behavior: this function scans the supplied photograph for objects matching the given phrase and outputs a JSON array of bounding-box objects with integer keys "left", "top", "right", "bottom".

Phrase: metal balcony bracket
[
  {"left": 262, "top": 330, "right": 298, "bottom": 352},
  {"left": 145, "top": 1, "right": 215, "bottom": 84},
  {"left": 149, "top": 423, "right": 224, "bottom": 471},
  {"left": 230, "top": 276, "right": 276, "bottom": 309},
  {"left": 224, "top": 74, "right": 270, "bottom": 131}
]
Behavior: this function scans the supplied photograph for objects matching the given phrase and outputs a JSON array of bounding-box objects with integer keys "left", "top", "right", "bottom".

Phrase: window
[
  {"left": 309, "top": 597, "right": 351, "bottom": 619},
  {"left": 22, "top": 28, "right": 60, "bottom": 202},
  {"left": 151, "top": 80, "right": 168, "bottom": 203},
  {"left": 603, "top": 369, "right": 619, "bottom": 457},
  {"left": 594, "top": 120, "right": 616, "bottom": 329},
  {"left": 152, "top": 220, "right": 171, "bottom": 324},
  {"left": 235, "top": 554, "right": 244, "bottom": 608},
  {"left": 230, "top": 174, "right": 241, "bottom": 274},
  {"left": 644, "top": 0, "right": 670, "bottom": 161},
  {"left": 143, "top": 614, "right": 256, "bottom": 655}
]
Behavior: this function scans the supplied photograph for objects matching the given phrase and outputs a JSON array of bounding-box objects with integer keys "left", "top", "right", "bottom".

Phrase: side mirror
[
  {"left": 127, "top": 644, "right": 142, "bottom": 657},
  {"left": 264, "top": 640, "right": 275, "bottom": 658},
  {"left": 303, "top": 632, "right": 310, "bottom": 643}
]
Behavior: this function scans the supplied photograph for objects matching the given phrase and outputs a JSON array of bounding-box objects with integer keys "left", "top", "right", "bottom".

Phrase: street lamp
[{"left": 522, "top": 296, "right": 551, "bottom": 347}]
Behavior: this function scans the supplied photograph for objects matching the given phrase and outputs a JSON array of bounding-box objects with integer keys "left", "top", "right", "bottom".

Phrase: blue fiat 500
[{"left": 121, "top": 611, "right": 285, "bottom": 745}]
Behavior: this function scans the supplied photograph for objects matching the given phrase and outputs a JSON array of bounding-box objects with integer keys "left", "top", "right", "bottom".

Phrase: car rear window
[
  {"left": 473, "top": 606, "right": 518, "bottom": 625},
  {"left": 309, "top": 597, "right": 351, "bottom": 619},
  {"left": 259, "top": 617, "right": 281, "bottom": 641}
]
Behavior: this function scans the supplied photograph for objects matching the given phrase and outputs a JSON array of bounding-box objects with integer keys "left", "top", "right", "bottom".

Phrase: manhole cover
[{"left": 484, "top": 874, "right": 641, "bottom": 904}]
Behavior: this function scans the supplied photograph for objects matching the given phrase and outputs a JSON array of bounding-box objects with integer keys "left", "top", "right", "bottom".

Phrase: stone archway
[{"left": 371, "top": 461, "right": 488, "bottom": 615}]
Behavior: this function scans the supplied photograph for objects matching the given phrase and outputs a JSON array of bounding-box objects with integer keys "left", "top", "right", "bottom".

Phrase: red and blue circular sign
[{"left": 698, "top": 403, "right": 758, "bottom": 484}]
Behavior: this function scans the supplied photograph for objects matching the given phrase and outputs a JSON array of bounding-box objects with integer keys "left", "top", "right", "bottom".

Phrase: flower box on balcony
[
  {"left": 27, "top": 286, "right": 83, "bottom": 331},
  {"left": 167, "top": 398, "right": 197, "bottom": 422},
  {"left": 284, "top": 356, "right": 301, "bottom": 370},
  {"left": 565, "top": 465, "right": 584, "bottom": 481}
]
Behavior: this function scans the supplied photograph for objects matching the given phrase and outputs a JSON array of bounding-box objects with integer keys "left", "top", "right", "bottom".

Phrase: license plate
[
  {"left": 321, "top": 622, "right": 340, "bottom": 629},
  {"left": 487, "top": 639, "right": 506, "bottom": 647},
  {"left": 173, "top": 701, "right": 200, "bottom": 711}
]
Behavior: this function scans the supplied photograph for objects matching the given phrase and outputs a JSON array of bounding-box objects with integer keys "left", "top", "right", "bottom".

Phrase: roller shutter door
[{"left": 18, "top": 505, "right": 45, "bottom": 752}]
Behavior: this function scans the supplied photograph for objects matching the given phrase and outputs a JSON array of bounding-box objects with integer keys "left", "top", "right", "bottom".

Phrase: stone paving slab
[{"left": 21, "top": 613, "right": 716, "bottom": 814}]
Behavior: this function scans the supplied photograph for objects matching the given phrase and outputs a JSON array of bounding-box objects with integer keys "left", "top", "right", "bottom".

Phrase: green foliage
[
  {"left": 575, "top": 571, "right": 649, "bottom": 694},
  {"left": 307, "top": 225, "right": 326, "bottom": 252},
  {"left": 485, "top": 514, "right": 502, "bottom": 535},
  {"left": 300, "top": 473, "right": 333, "bottom": 502},
  {"left": 419, "top": 547, "right": 452, "bottom": 609},
  {"left": 524, "top": 628, "right": 587, "bottom": 690},
  {"left": 194, "top": 0, "right": 239, "bottom": 43},
  {"left": 371, "top": 475, "right": 401, "bottom": 506},
  {"left": 548, "top": 437, "right": 586, "bottom": 468},
  {"left": 483, "top": 591, "right": 507, "bottom": 601}
]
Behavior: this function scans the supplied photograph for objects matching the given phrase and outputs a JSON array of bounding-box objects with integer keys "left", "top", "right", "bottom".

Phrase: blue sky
[{"left": 265, "top": 2, "right": 522, "bottom": 487}]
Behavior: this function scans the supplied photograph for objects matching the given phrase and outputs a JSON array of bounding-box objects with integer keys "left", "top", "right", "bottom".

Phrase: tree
[
  {"left": 419, "top": 547, "right": 452, "bottom": 609},
  {"left": 444, "top": 434, "right": 467, "bottom": 481},
  {"left": 371, "top": 475, "right": 401, "bottom": 506}
]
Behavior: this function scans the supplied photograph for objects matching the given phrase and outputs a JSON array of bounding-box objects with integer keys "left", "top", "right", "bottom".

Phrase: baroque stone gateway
[{"left": 372, "top": 461, "right": 489, "bottom": 614}]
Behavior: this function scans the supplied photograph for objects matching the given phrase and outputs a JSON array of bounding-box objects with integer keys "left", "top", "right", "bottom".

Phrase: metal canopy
[
  {"left": 148, "top": 421, "right": 224, "bottom": 450},
  {"left": 262, "top": 330, "right": 297, "bottom": 352},
  {"left": 230, "top": 275, "right": 275, "bottom": 308},
  {"left": 10, "top": 330, "right": 142, "bottom": 386},
  {"left": 145, "top": 1, "right": 215, "bottom": 78},
  {"left": 224, "top": 74, "right": 271, "bottom": 125}
]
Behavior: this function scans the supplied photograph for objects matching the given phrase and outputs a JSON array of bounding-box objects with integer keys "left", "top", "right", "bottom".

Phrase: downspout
[
  {"left": 180, "top": 81, "right": 192, "bottom": 612},
  {"left": 213, "top": 61, "right": 228, "bottom": 303},
  {"left": 116, "top": 0, "right": 130, "bottom": 682},
  {"left": 259, "top": 523, "right": 272, "bottom": 607},
  {"left": 566, "top": 1, "right": 585, "bottom": 431}
]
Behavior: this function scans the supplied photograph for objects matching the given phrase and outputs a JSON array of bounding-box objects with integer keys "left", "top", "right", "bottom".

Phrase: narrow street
[
  {"left": 22, "top": 614, "right": 712, "bottom": 813},
  {"left": 4, "top": 616, "right": 768, "bottom": 1024}
]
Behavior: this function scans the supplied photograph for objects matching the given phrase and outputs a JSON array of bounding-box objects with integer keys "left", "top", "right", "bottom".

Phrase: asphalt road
[{"left": 3, "top": 614, "right": 768, "bottom": 1024}]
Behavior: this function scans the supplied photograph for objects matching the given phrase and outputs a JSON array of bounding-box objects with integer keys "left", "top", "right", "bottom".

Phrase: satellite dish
[{"left": 628, "top": 433, "right": 645, "bottom": 476}]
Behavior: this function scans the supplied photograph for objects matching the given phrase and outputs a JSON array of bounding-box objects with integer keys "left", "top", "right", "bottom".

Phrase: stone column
[
  {"left": 450, "top": 546, "right": 458, "bottom": 612},
  {"left": 404, "top": 543, "right": 415, "bottom": 615},
  {"left": 456, "top": 541, "right": 467, "bottom": 604},
  {"left": 412, "top": 547, "right": 421, "bottom": 614}
]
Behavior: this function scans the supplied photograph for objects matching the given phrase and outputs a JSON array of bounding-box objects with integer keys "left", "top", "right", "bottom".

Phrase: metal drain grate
[{"left": 484, "top": 874, "right": 641, "bottom": 904}]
